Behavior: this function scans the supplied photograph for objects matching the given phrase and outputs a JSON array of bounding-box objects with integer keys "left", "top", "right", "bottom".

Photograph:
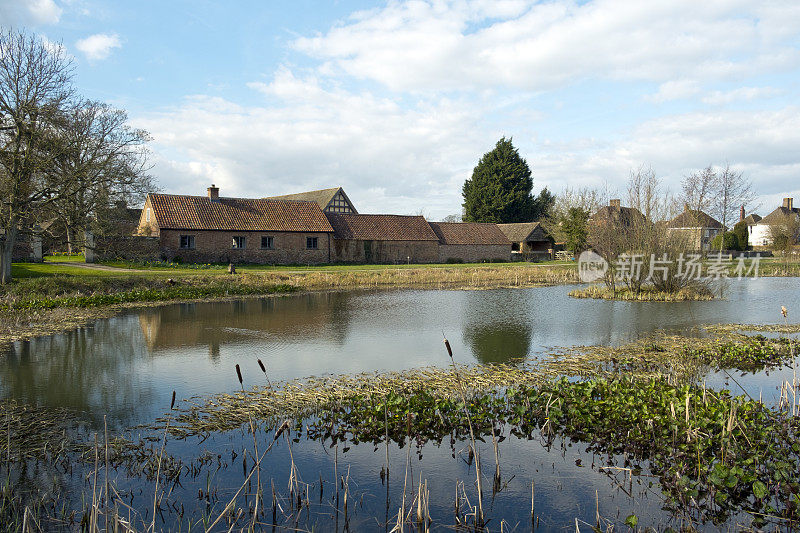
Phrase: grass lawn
[{"left": 43, "top": 254, "right": 86, "bottom": 263}]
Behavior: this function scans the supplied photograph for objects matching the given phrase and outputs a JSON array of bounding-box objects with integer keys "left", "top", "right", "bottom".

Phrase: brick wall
[
  {"left": 160, "top": 229, "right": 331, "bottom": 264},
  {"left": 331, "top": 239, "right": 439, "bottom": 263},
  {"left": 438, "top": 244, "right": 510, "bottom": 263}
]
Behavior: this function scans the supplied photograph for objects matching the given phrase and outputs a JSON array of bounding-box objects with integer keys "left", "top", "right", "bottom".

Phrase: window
[
  {"left": 232, "top": 236, "right": 246, "bottom": 249},
  {"left": 145, "top": 208, "right": 151, "bottom": 222},
  {"left": 179, "top": 235, "right": 195, "bottom": 249},
  {"left": 306, "top": 237, "right": 318, "bottom": 249},
  {"left": 261, "top": 236, "right": 274, "bottom": 249}
]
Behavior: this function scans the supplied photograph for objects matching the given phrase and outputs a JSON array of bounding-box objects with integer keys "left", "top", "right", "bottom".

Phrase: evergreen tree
[
  {"left": 562, "top": 207, "right": 589, "bottom": 254},
  {"left": 462, "top": 137, "right": 540, "bottom": 223}
]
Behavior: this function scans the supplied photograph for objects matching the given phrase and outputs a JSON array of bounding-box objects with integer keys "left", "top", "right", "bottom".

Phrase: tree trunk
[{"left": 0, "top": 226, "right": 18, "bottom": 284}]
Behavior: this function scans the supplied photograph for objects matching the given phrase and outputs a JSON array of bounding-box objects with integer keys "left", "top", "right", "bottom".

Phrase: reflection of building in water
[
  {"left": 138, "top": 294, "right": 351, "bottom": 354},
  {"left": 460, "top": 291, "right": 533, "bottom": 364}
]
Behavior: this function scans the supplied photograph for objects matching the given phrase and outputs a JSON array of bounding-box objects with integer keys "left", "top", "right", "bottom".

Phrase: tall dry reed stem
[
  {"left": 443, "top": 335, "right": 485, "bottom": 529},
  {"left": 235, "top": 364, "right": 262, "bottom": 529},
  {"left": 151, "top": 390, "right": 175, "bottom": 533}
]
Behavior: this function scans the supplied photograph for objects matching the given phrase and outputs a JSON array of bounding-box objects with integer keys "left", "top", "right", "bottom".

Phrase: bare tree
[
  {"left": 680, "top": 163, "right": 755, "bottom": 229},
  {"left": 767, "top": 214, "right": 800, "bottom": 252},
  {"left": 0, "top": 30, "right": 73, "bottom": 283},
  {"left": 714, "top": 163, "right": 755, "bottom": 229},
  {"left": 680, "top": 166, "right": 717, "bottom": 214},
  {"left": 45, "top": 100, "right": 153, "bottom": 253}
]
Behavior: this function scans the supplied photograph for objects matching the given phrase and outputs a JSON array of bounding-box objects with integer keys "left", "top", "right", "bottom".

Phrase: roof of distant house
[
  {"left": 667, "top": 209, "right": 722, "bottom": 229},
  {"left": 590, "top": 204, "right": 647, "bottom": 226},
  {"left": 265, "top": 187, "right": 357, "bottom": 213},
  {"left": 325, "top": 213, "right": 439, "bottom": 241},
  {"left": 146, "top": 194, "right": 334, "bottom": 232},
  {"left": 429, "top": 222, "right": 510, "bottom": 245},
  {"left": 742, "top": 213, "right": 762, "bottom": 225},
  {"left": 757, "top": 206, "right": 800, "bottom": 226},
  {"left": 496, "top": 222, "right": 549, "bottom": 243}
]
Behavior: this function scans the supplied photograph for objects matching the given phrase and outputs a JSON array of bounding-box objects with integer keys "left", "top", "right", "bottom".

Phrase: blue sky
[{"left": 2, "top": 0, "right": 799, "bottom": 219}]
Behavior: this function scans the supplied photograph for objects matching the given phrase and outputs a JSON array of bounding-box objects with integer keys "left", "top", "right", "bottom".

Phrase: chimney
[
  {"left": 783, "top": 197, "right": 793, "bottom": 210},
  {"left": 207, "top": 184, "right": 219, "bottom": 202},
  {"left": 609, "top": 199, "right": 621, "bottom": 209},
  {"left": 740, "top": 205, "right": 745, "bottom": 222}
]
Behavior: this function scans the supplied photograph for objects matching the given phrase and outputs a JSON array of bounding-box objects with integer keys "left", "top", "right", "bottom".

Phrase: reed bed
[
  {"left": 569, "top": 284, "right": 715, "bottom": 301},
  {"left": 157, "top": 329, "right": 790, "bottom": 439}
]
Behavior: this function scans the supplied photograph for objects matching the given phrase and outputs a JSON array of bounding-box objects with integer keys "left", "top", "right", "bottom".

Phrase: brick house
[
  {"left": 325, "top": 213, "right": 440, "bottom": 263},
  {"left": 666, "top": 207, "right": 723, "bottom": 251},
  {"left": 137, "top": 185, "right": 334, "bottom": 264},
  {"left": 429, "top": 222, "right": 511, "bottom": 262}
]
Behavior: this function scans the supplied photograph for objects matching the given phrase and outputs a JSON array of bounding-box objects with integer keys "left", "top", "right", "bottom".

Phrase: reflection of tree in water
[
  {"left": 138, "top": 294, "right": 351, "bottom": 353},
  {"left": 0, "top": 315, "right": 155, "bottom": 431},
  {"left": 461, "top": 290, "right": 533, "bottom": 365},
  {"left": 462, "top": 323, "right": 532, "bottom": 364}
]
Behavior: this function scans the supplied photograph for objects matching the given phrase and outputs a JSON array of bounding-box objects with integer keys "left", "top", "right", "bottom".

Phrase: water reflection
[
  {"left": 0, "top": 318, "right": 154, "bottom": 430},
  {"left": 462, "top": 289, "right": 532, "bottom": 364},
  {"left": 0, "top": 278, "right": 798, "bottom": 430}
]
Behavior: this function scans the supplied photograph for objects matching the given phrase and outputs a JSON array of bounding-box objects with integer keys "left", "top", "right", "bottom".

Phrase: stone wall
[
  {"left": 438, "top": 244, "right": 510, "bottom": 263},
  {"left": 159, "top": 229, "right": 331, "bottom": 264},
  {"left": 86, "top": 232, "right": 160, "bottom": 262},
  {"left": 331, "top": 239, "right": 439, "bottom": 263}
]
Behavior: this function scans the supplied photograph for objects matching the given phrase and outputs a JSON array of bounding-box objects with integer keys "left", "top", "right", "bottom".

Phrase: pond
[{"left": 1, "top": 277, "right": 799, "bottom": 530}]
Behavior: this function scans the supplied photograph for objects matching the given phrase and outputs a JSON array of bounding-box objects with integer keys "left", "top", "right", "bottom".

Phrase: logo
[{"left": 578, "top": 250, "right": 608, "bottom": 282}]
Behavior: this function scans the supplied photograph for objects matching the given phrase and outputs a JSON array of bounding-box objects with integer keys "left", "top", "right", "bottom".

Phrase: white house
[{"left": 749, "top": 198, "right": 799, "bottom": 247}]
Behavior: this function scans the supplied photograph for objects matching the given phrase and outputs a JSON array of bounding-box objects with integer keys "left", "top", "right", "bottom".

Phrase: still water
[
  {"left": 2, "top": 278, "right": 797, "bottom": 429},
  {"left": 1, "top": 277, "right": 799, "bottom": 529}
]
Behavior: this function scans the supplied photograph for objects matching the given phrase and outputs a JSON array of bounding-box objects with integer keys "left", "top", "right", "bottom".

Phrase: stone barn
[
  {"left": 429, "top": 222, "right": 510, "bottom": 262},
  {"left": 325, "top": 213, "right": 439, "bottom": 263}
]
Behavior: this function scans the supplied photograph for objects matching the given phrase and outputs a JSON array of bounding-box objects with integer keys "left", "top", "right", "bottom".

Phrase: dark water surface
[{"left": 1, "top": 277, "right": 799, "bottom": 529}]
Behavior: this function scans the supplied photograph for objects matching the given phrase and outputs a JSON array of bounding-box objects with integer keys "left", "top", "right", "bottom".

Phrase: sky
[{"left": 2, "top": 0, "right": 799, "bottom": 219}]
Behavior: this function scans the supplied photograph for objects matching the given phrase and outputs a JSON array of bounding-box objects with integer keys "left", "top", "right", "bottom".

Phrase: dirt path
[{"left": 46, "top": 261, "right": 145, "bottom": 272}]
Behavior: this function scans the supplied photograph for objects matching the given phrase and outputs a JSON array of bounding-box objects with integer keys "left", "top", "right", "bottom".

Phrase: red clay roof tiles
[
  {"left": 147, "top": 194, "right": 333, "bottom": 232},
  {"left": 325, "top": 213, "right": 439, "bottom": 241},
  {"left": 429, "top": 222, "right": 510, "bottom": 245}
]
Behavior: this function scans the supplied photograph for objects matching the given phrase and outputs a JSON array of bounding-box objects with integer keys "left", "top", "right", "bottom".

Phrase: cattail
[
  {"left": 170, "top": 390, "right": 176, "bottom": 410},
  {"left": 235, "top": 364, "right": 243, "bottom": 385},
  {"left": 258, "top": 359, "right": 266, "bottom": 374},
  {"left": 444, "top": 337, "right": 453, "bottom": 358}
]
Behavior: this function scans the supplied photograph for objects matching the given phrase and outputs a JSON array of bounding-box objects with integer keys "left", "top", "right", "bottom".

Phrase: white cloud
[
  {"left": 702, "top": 86, "right": 782, "bottom": 105},
  {"left": 0, "top": 0, "right": 62, "bottom": 26},
  {"left": 75, "top": 33, "right": 121, "bottom": 62},
  {"left": 293, "top": 0, "right": 800, "bottom": 92},
  {"left": 534, "top": 106, "right": 800, "bottom": 213},
  {"left": 645, "top": 80, "right": 700, "bottom": 103},
  {"left": 134, "top": 73, "right": 490, "bottom": 217}
]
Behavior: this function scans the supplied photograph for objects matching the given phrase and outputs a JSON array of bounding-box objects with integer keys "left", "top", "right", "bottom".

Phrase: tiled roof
[
  {"left": 590, "top": 205, "right": 647, "bottom": 227},
  {"left": 757, "top": 206, "right": 800, "bottom": 226},
  {"left": 742, "top": 214, "right": 762, "bottom": 225},
  {"left": 325, "top": 213, "right": 439, "bottom": 241},
  {"left": 147, "top": 194, "right": 333, "bottom": 232},
  {"left": 265, "top": 187, "right": 357, "bottom": 212},
  {"left": 497, "top": 222, "right": 548, "bottom": 243},
  {"left": 667, "top": 209, "right": 722, "bottom": 229},
  {"left": 429, "top": 222, "right": 510, "bottom": 245}
]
